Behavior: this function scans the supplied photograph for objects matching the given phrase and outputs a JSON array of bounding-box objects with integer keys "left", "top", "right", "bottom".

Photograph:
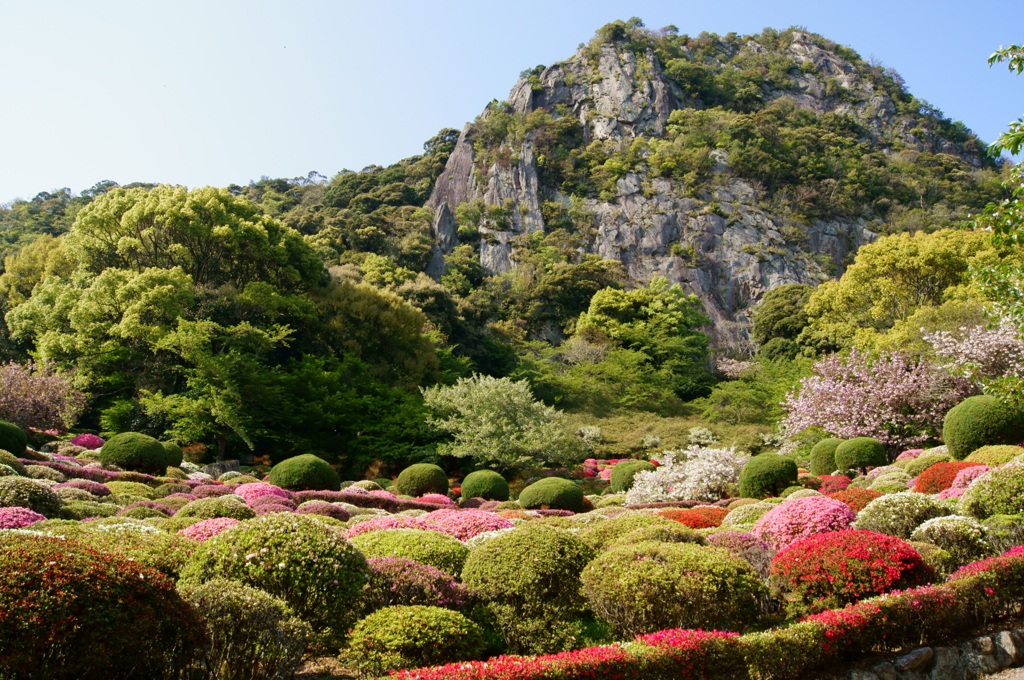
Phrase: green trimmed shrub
[
  {"left": 178, "top": 579, "right": 311, "bottom": 680},
  {"left": 723, "top": 502, "right": 775, "bottom": 527},
  {"left": 104, "top": 480, "right": 155, "bottom": 498},
  {"left": 394, "top": 463, "right": 448, "bottom": 497},
  {"left": 161, "top": 441, "right": 183, "bottom": 468},
  {"left": 152, "top": 482, "right": 190, "bottom": 499},
  {"left": 961, "top": 464, "right": 1024, "bottom": 519},
  {"left": 0, "top": 421, "right": 27, "bottom": 457},
  {"left": 26, "top": 465, "right": 65, "bottom": 483},
  {"left": 351, "top": 529, "right": 469, "bottom": 575},
  {"left": 0, "top": 449, "right": 26, "bottom": 476},
  {"left": 59, "top": 500, "right": 119, "bottom": 520},
  {"left": 966, "top": 445, "right": 1024, "bottom": 467},
  {"left": 580, "top": 541, "right": 765, "bottom": 637},
  {"left": 982, "top": 514, "right": 1024, "bottom": 553},
  {"left": 905, "top": 453, "right": 952, "bottom": 479},
  {"left": 578, "top": 513, "right": 679, "bottom": 551},
  {"left": 910, "top": 516, "right": 993, "bottom": 572},
  {"left": 0, "top": 476, "right": 62, "bottom": 517},
  {"left": 834, "top": 437, "right": 887, "bottom": 472},
  {"left": 610, "top": 460, "right": 656, "bottom": 493},
  {"left": 342, "top": 606, "right": 484, "bottom": 676},
  {"left": 517, "top": 477, "right": 584, "bottom": 513},
  {"left": 100, "top": 433, "right": 168, "bottom": 475},
  {"left": 610, "top": 524, "right": 706, "bottom": 547},
  {"left": 944, "top": 395, "right": 1024, "bottom": 460},
  {"left": 0, "top": 534, "right": 205, "bottom": 680},
  {"left": 738, "top": 455, "right": 797, "bottom": 499},
  {"left": 268, "top": 454, "right": 341, "bottom": 492},
  {"left": 462, "top": 522, "right": 595, "bottom": 654},
  {"left": 461, "top": 470, "right": 510, "bottom": 501},
  {"left": 809, "top": 438, "right": 843, "bottom": 476},
  {"left": 854, "top": 492, "right": 951, "bottom": 539},
  {"left": 175, "top": 496, "right": 256, "bottom": 521},
  {"left": 164, "top": 466, "right": 189, "bottom": 480},
  {"left": 181, "top": 514, "right": 368, "bottom": 640},
  {"left": 45, "top": 521, "right": 196, "bottom": 578}
]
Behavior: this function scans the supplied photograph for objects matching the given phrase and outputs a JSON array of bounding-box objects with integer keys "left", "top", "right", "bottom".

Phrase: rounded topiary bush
[
  {"left": 752, "top": 496, "right": 856, "bottom": 550},
  {"left": 610, "top": 460, "right": 656, "bottom": 493},
  {"left": 0, "top": 449, "right": 27, "bottom": 476},
  {"left": 905, "top": 453, "right": 953, "bottom": 479},
  {"left": 517, "top": 477, "right": 585, "bottom": 513},
  {"left": 268, "top": 454, "right": 340, "bottom": 492},
  {"left": 722, "top": 501, "right": 775, "bottom": 528},
  {"left": 809, "top": 438, "right": 844, "bottom": 476},
  {"left": 0, "top": 476, "right": 62, "bottom": 517},
  {"left": 966, "top": 445, "right": 1024, "bottom": 467},
  {"left": 982, "top": 514, "right": 1024, "bottom": 554},
  {"left": 580, "top": 541, "right": 766, "bottom": 637},
  {"left": 70, "top": 433, "right": 104, "bottom": 450},
  {"left": 834, "top": 437, "right": 887, "bottom": 472},
  {"left": 0, "top": 506, "right": 46, "bottom": 529},
  {"left": 160, "top": 441, "right": 183, "bottom": 469},
  {"left": 610, "top": 523, "right": 705, "bottom": 548},
  {"left": 0, "top": 421, "right": 27, "bottom": 457},
  {"left": 351, "top": 528, "right": 469, "bottom": 575},
  {"left": 343, "top": 605, "right": 484, "bottom": 677},
  {"left": 462, "top": 522, "right": 594, "bottom": 654},
  {"left": 944, "top": 395, "right": 1024, "bottom": 460},
  {"left": 43, "top": 520, "right": 196, "bottom": 579},
  {"left": 854, "top": 492, "right": 951, "bottom": 539},
  {"left": 181, "top": 513, "right": 368, "bottom": 639},
  {"left": 0, "top": 534, "right": 205, "bottom": 680},
  {"left": 770, "top": 529, "right": 932, "bottom": 615},
  {"left": 706, "top": 531, "right": 775, "bottom": 579},
  {"left": 960, "top": 464, "right": 1024, "bottom": 519},
  {"left": 363, "top": 557, "right": 469, "bottom": 612},
  {"left": 175, "top": 496, "right": 256, "bottom": 521},
  {"left": 578, "top": 512, "right": 680, "bottom": 550},
  {"left": 425, "top": 509, "right": 515, "bottom": 541},
  {"left": 910, "top": 516, "right": 993, "bottom": 572},
  {"left": 295, "top": 501, "right": 350, "bottom": 522},
  {"left": 179, "top": 578, "right": 311, "bottom": 680},
  {"left": 394, "top": 463, "right": 448, "bottom": 497},
  {"left": 738, "top": 454, "right": 797, "bottom": 499},
  {"left": 99, "top": 432, "right": 168, "bottom": 475},
  {"left": 460, "top": 470, "right": 509, "bottom": 501}
]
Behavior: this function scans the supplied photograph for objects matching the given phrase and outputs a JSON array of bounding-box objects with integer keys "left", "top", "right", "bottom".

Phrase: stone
[
  {"left": 872, "top": 662, "right": 898, "bottom": 680},
  {"left": 961, "top": 637, "right": 1000, "bottom": 676},
  {"left": 928, "top": 647, "right": 962, "bottom": 680},
  {"left": 849, "top": 671, "right": 880, "bottom": 680},
  {"left": 895, "top": 648, "right": 933, "bottom": 672},
  {"left": 994, "top": 630, "right": 1022, "bottom": 667}
]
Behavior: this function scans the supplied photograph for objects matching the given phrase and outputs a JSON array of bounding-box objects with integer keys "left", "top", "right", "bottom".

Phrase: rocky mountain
[{"left": 424, "top": 22, "right": 999, "bottom": 351}]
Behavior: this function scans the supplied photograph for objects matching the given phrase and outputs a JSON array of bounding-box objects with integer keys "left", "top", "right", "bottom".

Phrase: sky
[{"left": 0, "top": 0, "right": 1021, "bottom": 205}]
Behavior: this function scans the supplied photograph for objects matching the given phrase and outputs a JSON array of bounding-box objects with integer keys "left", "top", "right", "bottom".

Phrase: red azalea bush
[
  {"left": 770, "top": 529, "right": 933, "bottom": 615},
  {"left": 817, "top": 475, "right": 851, "bottom": 494},
  {"left": 914, "top": 461, "right": 986, "bottom": 494},
  {"left": 0, "top": 534, "right": 205, "bottom": 680},
  {"left": 689, "top": 505, "right": 729, "bottom": 525},
  {"left": 827, "top": 488, "right": 882, "bottom": 513},
  {"left": 425, "top": 509, "right": 515, "bottom": 540},
  {"left": 752, "top": 496, "right": 856, "bottom": 550},
  {"left": 660, "top": 508, "right": 719, "bottom": 529}
]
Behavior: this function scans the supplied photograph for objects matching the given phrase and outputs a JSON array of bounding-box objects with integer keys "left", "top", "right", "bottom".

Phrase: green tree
[
  {"left": 421, "top": 374, "right": 585, "bottom": 471},
  {"left": 752, "top": 283, "right": 812, "bottom": 347}
]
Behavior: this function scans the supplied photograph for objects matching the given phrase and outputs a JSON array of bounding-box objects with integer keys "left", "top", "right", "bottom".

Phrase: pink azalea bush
[
  {"left": 752, "top": 495, "right": 856, "bottom": 550},
  {"left": 69, "top": 434, "right": 105, "bottom": 450},
  {"left": 296, "top": 502, "right": 350, "bottom": 521},
  {"left": 0, "top": 506, "right": 47, "bottom": 529},
  {"left": 345, "top": 516, "right": 450, "bottom": 539},
  {"left": 53, "top": 479, "right": 111, "bottom": 497},
  {"left": 782, "top": 348, "right": 976, "bottom": 448},
  {"left": 233, "top": 482, "right": 291, "bottom": 504},
  {"left": 896, "top": 449, "right": 924, "bottom": 461},
  {"left": 178, "top": 517, "right": 240, "bottom": 541},
  {"left": 952, "top": 464, "right": 992, "bottom": 489},
  {"left": 424, "top": 509, "right": 515, "bottom": 540},
  {"left": 418, "top": 494, "right": 455, "bottom": 506}
]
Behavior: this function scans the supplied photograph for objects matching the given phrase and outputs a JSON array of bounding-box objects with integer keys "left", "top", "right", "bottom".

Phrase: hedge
[{"left": 390, "top": 545, "right": 1024, "bottom": 680}]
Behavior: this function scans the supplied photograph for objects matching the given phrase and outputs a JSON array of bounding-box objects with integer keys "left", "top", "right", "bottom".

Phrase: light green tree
[{"left": 421, "top": 374, "right": 585, "bottom": 470}]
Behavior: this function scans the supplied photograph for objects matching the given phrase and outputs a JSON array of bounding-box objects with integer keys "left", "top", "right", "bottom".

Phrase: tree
[
  {"left": 989, "top": 45, "right": 1024, "bottom": 156},
  {"left": 752, "top": 283, "right": 812, "bottom": 347},
  {"left": 0, "top": 361, "right": 87, "bottom": 432},
  {"left": 421, "top": 374, "right": 585, "bottom": 471}
]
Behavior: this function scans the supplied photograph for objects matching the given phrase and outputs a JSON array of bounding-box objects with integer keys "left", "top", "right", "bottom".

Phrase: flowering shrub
[
  {"left": 722, "top": 502, "right": 775, "bottom": 528},
  {"left": 960, "top": 464, "right": 1024, "bottom": 518},
  {"left": 462, "top": 523, "right": 594, "bottom": 654},
  {"left": 579, "top": 512, "right": 680, "bottom": 550},
  {"left": 965, "top": 444, "right": 1024, "bottom": 466},
  {"left": 179, "top": 578, "right": 311, "bottom": 680},
  {"left": 0, "top": 506, "right": 46, "bottom": 529},
  {"left": 911, "top": 516, "right": 993, "bottom": 572},
  {"left": 295, "top": 501, "right": 350, "bottom": 522},
  {"left": 352, "top": 529, "right": 470, "bottom": 576},
  {"left": 0, "top": 361, "right": 88, "bottom": 432},
  {"left": 425, "top": 509, "right": 515, "bottom": 540},
  {"left": 925, "top": 322, "right": 1024, "bottom": 387},
  {"left": 770, "top": 530, "right": 933, "bottom": 615},
  {"left": 0, "top": 534, "right": 205, "bottom": 679},
  {"left": 914, "top": 461, "right": 985, "bottom": 494},
  {"left": 178, "top": 517, "right": 240, "bottom": 542},
  {"left": 611, "top": 524, "right": 704, "bottom": 549},
  {"left": 581, "top": 542, "right": 766, "bottom": 637},
  {"left": 854, "top": 492, "right": 951, "bottom": 539},
  {"left": 0, "top": 476, "right": 62, "bottom": 517},
  {"left": 254, "top": 503, "right": 294, "bottom": 516},
  {"left": 344, "top": 605, "right": 485, "bottom": 677},
  {"left": 69, "top": 433, "right": 104, "bottom": 450},
  {"left": 118, "top": 499, "right": 174, "bottom": 518},
  {"left": 817, "top": 475, "right": 850, "bottom": 494},
  {"left": 234, "top": 482, "right": 291, "bottom": 504},
  {"left": 175, "top": 495, "right": 257, "bottom": 521},
  {"left": 250, "top": 494, "right": 298, "bottom": 511},
  {"left": 827, "top": 488, "right": 882, "bottom": 513},
  {"left": 659, "top": 506, "right": 725, "bottom": 529},
  {"left": 952, "top": 464, "right": 991, "bottom": 489},
  {"left": 781, "top": 348, "right": 975, "bottom": 448},
  {"left": 626, "top": 446, "right": 747, "bottom": 505},
  {"left": 345, "top": 515, "right": 449, "bottom": 539},
  {"left": 45, "top": 520, "right": 197, "bottom": 578},
  {"left": 752, "top": 496, "right": 855, "bottom": 550},
  {"left": 363, "top": 557, "right": 469, "bottom": 612},
  {"left": 181, "top": 513, "right": 369, "bottom": 640},
  {"left": 706, "top": 531, "right": 775, "bottom": 578},
  {"left": 419, "top": 493, "right": 455, "bottom": 505},
  {"left": 895, "top": 449, "right": 924, "bottom": 461}
]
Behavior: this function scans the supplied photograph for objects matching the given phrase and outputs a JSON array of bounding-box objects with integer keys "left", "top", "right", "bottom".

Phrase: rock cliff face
[{"left": 425, "top": 29, "right": 988, "bottom": 351}]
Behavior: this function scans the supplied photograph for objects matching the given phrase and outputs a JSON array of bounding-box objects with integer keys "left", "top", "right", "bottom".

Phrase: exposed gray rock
[
  {"left": 896, "top": 648, "right": 933, "bottom": 672},
  {"left": 927, "top": 648, "right": 962, "bottom": 680},
  {"left": 850, "top": 671, "right": 880, "bottom": 680},
  {"left": 994, "top": 631, "right": 1022, "bottom": 668},
  {"left": 873, "top": 661, "right": 899, "bottom": 680}
]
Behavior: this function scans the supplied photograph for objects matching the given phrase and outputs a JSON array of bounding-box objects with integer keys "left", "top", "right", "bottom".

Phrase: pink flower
[
  {"left": 178, "top": 517, "right": 240, "bottom": 541},
  {"left": 418, "top": 493, "right": 455, "bottom": 506},
  {"left": 344, "top": 516, "right": 450, "bottom": 539},
  {"left": 753, "top": 496, "right": 856, "bottom": 551},
  {"left": 0, "top": 506, "right": 46, "bottom": 529},
  {"left": 233, "top": 482, "right": 290, "bottom": 504},
  {"left": 424, "top": 509, "right": 515, "bottom": 540}
]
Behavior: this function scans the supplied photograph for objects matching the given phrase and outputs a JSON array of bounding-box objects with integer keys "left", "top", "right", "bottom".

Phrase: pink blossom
[
  {"left": 936, "top": 487, "right": 966, "bottom": 500},
  {"left": 344, "top": 516, "right": 450, "bottom": 539},
  {"left": 418, "top": 493, "right": 455, "bottom": 506},
  {"left": 368, "top": 489, "right": 398, "bottom": 500},
  {"left": 896, "top": 449, "right": 924, "bottom": 461},
  {"left": 233, "top": 482, "right": 290, "bottom": 504},
  {"left": 0, "top": 506, "right": 46, "bottom": 529},
  {"left": 69, "top": 434, "right": 104, "bottom": 450},
  {"left": 951, "top": 465, "right": 991, "bottom": 489},
  {"left": 178, "top": 517, "right": 240, "bottom": 541},
  {"left": 424, "top": 509, "right": 515, "bottom": 540},
  {"left": 752, "top": 495, "right": 856, "bottom": 550}
]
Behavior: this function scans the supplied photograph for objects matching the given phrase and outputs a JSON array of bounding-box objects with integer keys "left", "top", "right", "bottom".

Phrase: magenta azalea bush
[
  {"left": 782, "top": 348, "right": 976, "bottom": 447},
  {"left": 233, "top": 482, "right": 291, "bottom": 504},
  {"left": 424, "top": 509, "right": 515, "bottom": 541},
  {"left": 54, "top": 479, "right": 111, "bottom": 497},
  {"left": 0, "top": 506, "right": 46, "bottom": 529},
  {"left": 752, "top": 495, "right": 856, "bottom": 550},
  {"left": 69, "top": 434, "right": 105, "bottom": 450},
  {"left": 418, "top": 494, "right": 455, "bottom": 506},
  {"left": 363, "top": 557, "right": 469, "bottom": 611},
  {"left": 296, "top": 502, "right": 350, "bottom": 521},
  {"left": 178, "top": 517, "right": 240, "bottom": 542}
]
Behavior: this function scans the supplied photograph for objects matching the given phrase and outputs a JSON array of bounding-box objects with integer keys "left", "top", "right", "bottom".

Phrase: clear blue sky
[{"left": 0, "top": 0, "right": 1020, "bottom": 204}]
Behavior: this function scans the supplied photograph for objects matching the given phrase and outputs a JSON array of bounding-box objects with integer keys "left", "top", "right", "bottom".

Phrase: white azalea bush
[{"left": 625, "top": 446, "right": 748, "bottom": 504}]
